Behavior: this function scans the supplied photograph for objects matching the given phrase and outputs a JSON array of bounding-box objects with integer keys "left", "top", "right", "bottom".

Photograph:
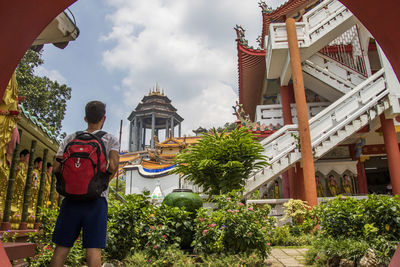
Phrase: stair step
[{"left": 3, "top": 242, "right": 36, "bottom": 261}]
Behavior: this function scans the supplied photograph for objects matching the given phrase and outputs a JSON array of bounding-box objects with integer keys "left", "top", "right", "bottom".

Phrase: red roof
[{"left": 236, "top": 0, "right": 315, "bottom": 120}]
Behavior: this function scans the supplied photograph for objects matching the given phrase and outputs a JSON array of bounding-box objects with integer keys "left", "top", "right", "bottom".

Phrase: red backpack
[{"left": 56, "top": 131, "right": 109, "bottom": 201}]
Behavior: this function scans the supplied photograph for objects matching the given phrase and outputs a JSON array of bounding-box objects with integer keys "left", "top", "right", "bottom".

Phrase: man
[{"left": 50, "top": 101, "right": 119, "bottom": 267}]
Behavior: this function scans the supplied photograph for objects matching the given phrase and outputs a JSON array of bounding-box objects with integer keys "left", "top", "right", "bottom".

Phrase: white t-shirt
[{"left": 56, "top": 130, "right": 119, "bottom": 201}]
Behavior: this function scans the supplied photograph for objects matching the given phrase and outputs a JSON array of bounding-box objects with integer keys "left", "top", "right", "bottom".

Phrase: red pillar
[
  {"left": 380, "top": 114, "right": 400, "bottom": 195},
  {"left": 286, "top": 18, "right": 318, "bottom": 206},
  {"left": 356, "top": 161, "right": 368, "bottom": 194},
  {"left": 295, "top": 162, "right": 305, "bottom": 200},
  {"left": 281, "top": 84, "right": 296, "bottom": 198},
  {"left": 0, "top": 0, "right": 77, "bottom": 98}
]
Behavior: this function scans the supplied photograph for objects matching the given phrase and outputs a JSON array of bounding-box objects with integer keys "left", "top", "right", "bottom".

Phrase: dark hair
[
  {"left": 85, "top": 101, "right": 106, "bottom": 124},
  {"left": 47, "top": 162, "right": 52, "bottom": 168},
  {"left": 34, "top": 157, "right": 43, "bottom": 164},
  {"left": 20, "top": 149, "right": 29, "bottom": 157}
]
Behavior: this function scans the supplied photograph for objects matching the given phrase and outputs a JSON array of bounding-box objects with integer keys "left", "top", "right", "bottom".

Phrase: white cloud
[
  {"left": 34, "top": 65, "right": 67, "bottom": 84},
  {"left": 101, "top": 0, "right": 287, "bottom": 149}
]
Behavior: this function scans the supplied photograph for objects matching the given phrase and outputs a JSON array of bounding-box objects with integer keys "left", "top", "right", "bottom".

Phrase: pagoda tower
[{"left": 127, "top": 84, "right": 184, "bottom": 151}]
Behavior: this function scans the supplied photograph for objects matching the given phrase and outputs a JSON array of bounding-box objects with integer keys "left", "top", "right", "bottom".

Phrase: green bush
[
  {"left": 143, "top": 204, "right": 194, "bottom": 257},
  {"left": 305, "top": 237, "right": 369, "bottom": 266},
  {"left": 307, "top": 195, "right": 400, "bottom": 265},
  {"left": 269, "top": 225, "right": 314, "bottom": 246},
  {"left": 106, "top": 193, "right": 152, "bottom": 260},
  {"left": 191, "top": 191, "right": 274, "bottom": 259},
  {"left": 27, "top": 206, "right": 85, "bottom": 266},
  {"left": 313, "top": 195, "right": 400, "bottom": 241}
]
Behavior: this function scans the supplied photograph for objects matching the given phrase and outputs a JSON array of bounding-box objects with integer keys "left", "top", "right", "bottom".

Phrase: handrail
[
  {"left": 309, "top": 69, "right": 384, "bottom": 125},
  {"left": 250, "top": 68, "right": 387, "bottom": 181}
]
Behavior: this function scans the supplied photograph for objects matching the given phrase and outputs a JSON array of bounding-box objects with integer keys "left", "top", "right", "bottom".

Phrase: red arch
[
  {"left": 0, "top": 0, "right": 77, "bottom": 98},
  {"left": 0, "top": 0, "right": 400, "bottom": 99}
]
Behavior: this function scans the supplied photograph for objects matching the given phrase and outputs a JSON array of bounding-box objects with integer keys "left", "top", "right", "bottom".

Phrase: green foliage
[
  {"left": 191, "top": 191, "right": 274, "bottom": 259},
  {"left": 215, "top": 122, "right": 237, "bottom": 133},
  {"left": 144, "top": 204, "right": 194, "bottom": 257},
  {"left": 305, "top": 237, "right": 370, "bottom": 266},
  {"left": 27, "top": 206, "right": 85, "bottom": 266},
  {"left": 313, "top": 195, "right": 400, "bottom": 240},
  {"left": 269, "top": 225, "right": 314, "bottom": 246},
  {"left": 282, "top": 199, "right": 316, "bottom": 235},
  {"left": 307, "top": 195, "right": 400, "bottom": 265},
  {"left": 125, "top": 249, "right": 266, "bottom": 266},
  {"left": 105, "top": 194, "right": 152, "bottom": 260},
  {"left": 16, "top": 49, "right": 71, "bottom": 136},
  {"left": 172, "top": 127, "right": 268, "bottom": 195}
]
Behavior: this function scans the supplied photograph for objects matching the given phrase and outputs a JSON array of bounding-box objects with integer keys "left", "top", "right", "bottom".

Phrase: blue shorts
[{"left": 52, "top": 197, "right": 108, "bottom": 248}]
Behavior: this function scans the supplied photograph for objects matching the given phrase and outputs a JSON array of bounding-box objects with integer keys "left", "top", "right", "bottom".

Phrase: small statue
[
  {"left": 273, "top": 180, "right": 280, "bottom": 199},
  {"left": 328, "top": 175, "right": 338, "bottom": 196},
  {"left": 342, "top": 174, "right": 353, "bottom": 195},
  {"left": 316, "top": 176, "right": 324, "bottom": 197}
]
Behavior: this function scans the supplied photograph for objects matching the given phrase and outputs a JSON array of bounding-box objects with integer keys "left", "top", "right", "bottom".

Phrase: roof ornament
[
  {"left": 234, "top": 25, "right": 248, "bottom": 47},
  {"left": 256, "top": 35, "right": 263, "bottom": 49},
  {"left": 258, "top": 1, "right": 273, "bottom": 14}
]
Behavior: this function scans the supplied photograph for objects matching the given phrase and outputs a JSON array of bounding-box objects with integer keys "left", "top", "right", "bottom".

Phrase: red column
[
  {"left": 286, "top": 18, "right": 318, "bottom": 206},
  {"left": 295, "top": 162, "right": 305, "bottom": 200},
  {"left": 281, "top": 85, "right": 296, "bottom": 198},
  {"left": 380, "top": 114, "right": 400, "bottom": 195},
  {"left": 356, "top": 161, "right": 368, "bottom": 194}
]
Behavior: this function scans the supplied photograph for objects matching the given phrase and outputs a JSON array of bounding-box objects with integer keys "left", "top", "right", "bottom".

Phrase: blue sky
[{"left": 37, "top": 0, "right": 286, "bottom": 149}]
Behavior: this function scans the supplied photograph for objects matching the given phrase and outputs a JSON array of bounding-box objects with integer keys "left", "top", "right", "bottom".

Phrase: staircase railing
[
  {"left": 266, "top": 0, "right": 353, "bottom": 69},
  {"left": 247, "top": 69, "right": 388, "bottom": 191}
]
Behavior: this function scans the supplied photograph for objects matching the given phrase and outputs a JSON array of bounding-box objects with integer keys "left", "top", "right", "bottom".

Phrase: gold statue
[
  {"left": 316, "top": 176, "right": 324, "bottom": 197},
  {"left": 342, "top": 174, "right": 353, "bottom": 195},
  {"left": 328, "top": 175, "right": 338, "bottom": 196}
]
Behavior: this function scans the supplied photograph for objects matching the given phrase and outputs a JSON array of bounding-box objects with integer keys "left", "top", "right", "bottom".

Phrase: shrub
[
  {"left": 282, "top": 199, "right": 316, "bottom": 235},
  {"left": 305, "top": 237, "right": 370, "bottom": 266},
  {"left": 171, "top": 127, "right": 268, "bottom": 195},
  {"left": 27, "top": 206, "right": 85, "bottom": 266},
  {"left": 105, "top": 193, "right": 152, "bottom": 260},
  {"left": 143, "top": 204, "right": 194, "bottom": 257},
  {"left": 269, "top": 225, "right": 314, "bottom": 246},
  {"left": 192, "top": 191, "right": 274, "bottom": 259}
]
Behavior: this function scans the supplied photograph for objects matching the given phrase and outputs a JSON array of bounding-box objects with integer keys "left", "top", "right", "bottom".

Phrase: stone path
[{"left": 266, "top": 248, "right": 309, "bottom": 267}]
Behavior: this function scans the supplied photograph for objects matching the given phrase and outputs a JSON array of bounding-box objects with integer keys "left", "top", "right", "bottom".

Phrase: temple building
[
  {"left": 236, "top": 0, "right": 400, "bottom": 204},
  {"left": 127, "top": 84, "right": 183, "bottom": 151}
]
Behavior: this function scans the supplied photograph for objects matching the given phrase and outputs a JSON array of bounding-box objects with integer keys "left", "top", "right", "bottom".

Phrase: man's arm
[
  {"left": 53, "top": 157, "right": 62, "bottom": 173},
  {"left": 107, "top": 150, "right": 119, "bottom": 182}
]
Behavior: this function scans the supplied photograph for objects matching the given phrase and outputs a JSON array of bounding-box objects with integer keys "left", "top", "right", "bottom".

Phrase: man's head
[
  {"left": 34, "top": 157, "right": 43, "bottom": 169},
  {"left": 20, "top": 149, "right": 30, "bottom": 164},
  {"left": 85, "top": 101, "right": 106, "bottom": 126}
]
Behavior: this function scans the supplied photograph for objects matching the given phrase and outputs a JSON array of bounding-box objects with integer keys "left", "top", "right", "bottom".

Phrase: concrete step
[{"left": 3, "top": 242, "right": 36, "bottom": 262}]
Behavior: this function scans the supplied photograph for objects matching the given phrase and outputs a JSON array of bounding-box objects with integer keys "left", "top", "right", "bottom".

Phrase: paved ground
[{"left": 266, "top": 248, "right": 309, "bottom": 267}]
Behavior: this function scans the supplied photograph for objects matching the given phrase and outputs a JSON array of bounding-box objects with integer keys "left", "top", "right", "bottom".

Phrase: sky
[{"left": 37, "top": 0, "right": 287, "bottom": 150}]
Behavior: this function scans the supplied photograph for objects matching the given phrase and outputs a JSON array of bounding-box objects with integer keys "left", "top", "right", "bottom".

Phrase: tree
[
  {"left": 216, "top": 122, "right": 237, "bottom": 133},
  {"left": 171, "top": 127, "right": 268, "bottom": 195},
  {"left": 16, "top": 49, "right": 71, "bottom": 136}
]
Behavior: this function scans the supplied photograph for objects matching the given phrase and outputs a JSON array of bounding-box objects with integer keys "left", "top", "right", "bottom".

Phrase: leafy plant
[
  {"left": 171, "top": 127, "right": 268, "bottom": 195},
  {"left": 105, "top": 193, "right": 152, "bottom": 260},
  {"left": 192, "top": 191, "right": 274, "bottom": 259}
]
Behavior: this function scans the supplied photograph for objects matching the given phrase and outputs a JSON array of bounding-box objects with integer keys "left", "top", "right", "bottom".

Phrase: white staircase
[
  {"left": 266, "top": 0, "right": 357, "bottom": 80},
  {"left": 245, "top": 69, "right": 390, "bottom": 195},
  {"left": 302, "top": 52, "right": 367, "bottom": 101}
]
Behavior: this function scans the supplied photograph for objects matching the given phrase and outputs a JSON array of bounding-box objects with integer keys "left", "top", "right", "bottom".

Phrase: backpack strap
[
  {"left": 93, "top": 131, "right": 108, "bottom": 161},
  {"left": 74, "top": 131, "right": 108, "bottom": 161}
]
